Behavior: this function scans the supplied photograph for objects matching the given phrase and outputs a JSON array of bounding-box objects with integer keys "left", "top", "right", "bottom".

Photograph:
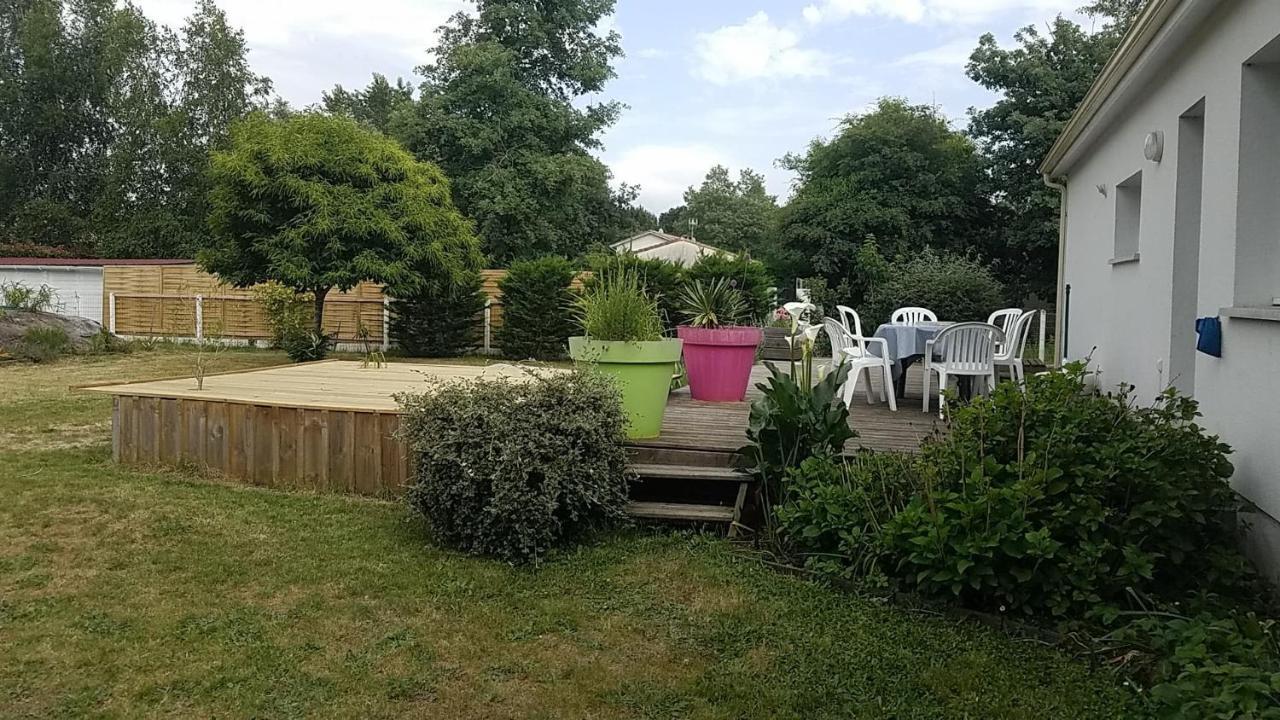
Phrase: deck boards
[{"left": 88, "top": 359, "right": 940, "bottom": 466}]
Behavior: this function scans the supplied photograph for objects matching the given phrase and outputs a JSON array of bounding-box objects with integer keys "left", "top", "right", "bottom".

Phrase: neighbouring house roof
[
  {"left": 611, "top": 231, "right": 730, "bottom": 257},
  {"left": 1041, "top": 0, "right": 1223, "bottom": 177},
  {"left": 0, "top": 257, "right": 192, "bottom": 267}
]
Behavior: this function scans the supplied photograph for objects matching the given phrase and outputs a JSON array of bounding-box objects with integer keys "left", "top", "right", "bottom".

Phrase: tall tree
[
  {"left": 200, "top": 114, "right": 483, "bottom": 335},
  {"left": 393, "top": 0, "right": 629, "bottom": 263},
  {"left": 322, "top": 74, "right": 414, "bottom": 135},
  {"left": 776, "top": 98, "right": 993, "bottom": 300},
  {"left": 965, "top": 4, "right": 1140, "bottom": 300},
  {"left": 672, "top": 165, "right": 779, "bottom": 256}
]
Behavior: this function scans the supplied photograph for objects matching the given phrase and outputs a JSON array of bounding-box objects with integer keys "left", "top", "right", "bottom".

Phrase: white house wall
[
  {"left": 0, "top": 266, "right": 104, "bottom": 323},
  {"left": 1059, "top": 0, "right": 1280, "bottom": 565}
]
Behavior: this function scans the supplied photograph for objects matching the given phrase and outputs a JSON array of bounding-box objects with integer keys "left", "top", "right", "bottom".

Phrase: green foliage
[
  {"left": 253, "top": 283, "right": 313, "bottom": 349},
  {"left": 322, "top": 73, "right": 415, "bottom": 135},
  {"left": 397, "top": 370, "right": 630, "bottom": 564},
  {"left": 774, "top": 453, "right": 925, "bottom": 580},
  {"left": 864, "top": 249, "right": 1005, "bottom": 326},
  {"left": 882, "top": 365, "right": 1256, "bottom": 621},
  {"left": 0, "top": 0, "right": 271, "bottom": 258},
  {"left": 393, "top": 0, "right": 634, "bottom": 261},
  {"left": 685, "top": 253, "right": 774, "bottom": 324},
  {"left": 776, "top": 98, "right": 994, "bottom": 294},
  {"left": 0, "top": 282, "right": 55, "bottom": 312},
  {"left": 497, "top": 256, "right": 578, "bottom": 359},
  {"left": 14, "top": 326, "right": 72, "bottom": 362},
  {"left": 1116, "top": 612, "right": 1280, "bottom": 719},
  {"left": 201, "top": 113, "right": 482, "bottom": 335},
  {"left": 584, "top": 253, "right": 685, "bottom": 331},
  {"left": 280, "top": 330, "right": 332, "bottom": 364},
  {"left": 743, "top": 362, "right": 854, "bottom": 505},
  {"left": 574, "top": 265, "right": 663, "bottom": 342},
  {"left": 966, "top": 8, "right": 1137, "bottom": 300},
  {"left": 664, "top": 165, "right": 780, "bottom": 258},
  {"left": 390, "top": 270, "right": 485, "bottom": 357},
  {"left": 677, "top": 278, "right": 748, "bottom": 329}
]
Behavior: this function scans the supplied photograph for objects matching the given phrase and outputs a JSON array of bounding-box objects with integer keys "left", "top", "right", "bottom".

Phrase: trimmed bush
[
  {"left": 686, "top": 253, "right": 774, "bottom": 324},
  {"left": 390, "top": 270, "right": 485, "bottom": 357},
  {"left": 497, "top": 256, "right": 577, "bottom": 360},
  {"left": 864, "top": 249, "right": 1004, "bottom": 325},
  {"left": 397, "top": 370, "right": 630, "bottom": 563},
  {"left": 585, "top": 253, "right": 684, "bottom": 331},
  {"left": 882, "top": 365, "right": 1256, "bottom": 621}
]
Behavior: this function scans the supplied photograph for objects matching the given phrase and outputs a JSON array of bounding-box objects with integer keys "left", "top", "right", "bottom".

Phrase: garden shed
[{"left": 0, "top": 258, "right": 189, "bottom": 323}]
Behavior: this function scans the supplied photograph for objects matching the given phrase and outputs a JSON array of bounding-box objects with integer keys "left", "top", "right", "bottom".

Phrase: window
[
  {"left": 1112, "top": 170, "right": 1142, "bottom": 263},
  {"left": 1235, "top": 36, "right": 1280, "bottom": 306}
]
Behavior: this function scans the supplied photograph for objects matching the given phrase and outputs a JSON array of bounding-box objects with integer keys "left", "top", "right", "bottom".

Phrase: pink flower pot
[{"left": 677, "top": 325, "right": 764, "bottom": 402}]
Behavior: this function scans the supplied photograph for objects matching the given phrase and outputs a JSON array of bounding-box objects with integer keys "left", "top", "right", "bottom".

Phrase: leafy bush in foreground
[
  {"left": 397, "top": 370, "right": 630, "bottom": 563},
  {"left": 882, "top": 365, "right": 1255, "bottom": 621}
]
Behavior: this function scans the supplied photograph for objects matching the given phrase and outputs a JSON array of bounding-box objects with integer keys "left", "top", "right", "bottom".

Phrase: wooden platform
[{"left": 85, "top": 359, "right": 940, "bottom": 500}]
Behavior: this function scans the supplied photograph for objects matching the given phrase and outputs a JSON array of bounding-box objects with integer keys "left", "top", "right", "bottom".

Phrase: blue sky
[{"left": 134, "top": 0, "right": 1093, "bottom": 212}]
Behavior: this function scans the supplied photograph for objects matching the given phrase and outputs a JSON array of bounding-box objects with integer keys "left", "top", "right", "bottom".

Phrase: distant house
[
  {"left": 611, "top": 231, "right": 732, "bottom": 267},
  {"left": 0, "top": 257, "right": 189, "bottom": 324},
  {"left": 1041, "top": 0, "right": 1280, "bottom": 575}
]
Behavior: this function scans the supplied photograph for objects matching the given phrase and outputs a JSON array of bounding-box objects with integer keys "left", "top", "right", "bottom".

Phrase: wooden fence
[{"left": 102, "top": 265, "right": 532, "bottom": 350}]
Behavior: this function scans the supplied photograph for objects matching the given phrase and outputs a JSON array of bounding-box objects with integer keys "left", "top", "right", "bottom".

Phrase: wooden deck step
[
  {"left": 630, "top": 463, "right": 746, "bottom": 482},
  {"left": 626, "top": 501, "right": 735, "bottom": 523}
]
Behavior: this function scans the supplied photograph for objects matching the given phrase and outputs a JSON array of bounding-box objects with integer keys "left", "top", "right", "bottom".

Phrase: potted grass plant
[
  {"left": 569, "top": 266, "right": 683, "bottom": 439},
  {"left": 676, "top": 278, "right": 764, "bottom": 402}
]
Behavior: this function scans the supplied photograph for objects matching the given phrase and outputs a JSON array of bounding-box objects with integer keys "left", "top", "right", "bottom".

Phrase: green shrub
[
  {"left": 253, "top": 283, "right": 313, "bottom": 350},
  {"left": 882, "top": 364, "right": 1256, "bottom": 621},
  {"left": 497, "top": 256, "right": 577, "bottom": 360},
  {"left": 1116, "top": 612, "right": 1280, "bottom": 718},
  {"left": 864, "top": 249, "right": 1004, "bottom": 325},
  {"left": 397, "top": 370, "right": 630, "bottom": 563},
  {"left": 14, "top": 326, "right": 72, "bottom": 362},
  {"left": 574, "top": 264, "right": 663, "bottom": 342},
  {"left": 677, "top": 278, "right": 748, "bottom": 328},
  {"left": 586, "top": 253, "right": 685, "bottom": 331},
  {"left": 774, "top": 452, "right": 924, "bottom": 580},
  {"left": 390, "top": 270, "right": 485, "bottom": 357},
  {"left": 281, "top": 330, "right": 332, "bottom": 363},
  {"left": 686, "top": 253, "right": 774, "bottom": 324},
  {"left": 743, "top": 362, "right": 854, "bottom": 506},
  {"left": 1, "top": 281, "right": 54, "bottom": 312}
]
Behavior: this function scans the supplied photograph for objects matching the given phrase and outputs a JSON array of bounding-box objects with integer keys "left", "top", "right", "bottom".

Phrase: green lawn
[{"left": 0, "top": 349, "right": 1140, "bottom": 719}]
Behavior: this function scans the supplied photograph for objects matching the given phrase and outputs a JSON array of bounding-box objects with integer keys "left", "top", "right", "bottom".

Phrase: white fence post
[
  {"left": 108, "top": 293, "right": 117, "bottom": 334},
  {"left": 484, "top": 299, "right": 493, "bottom": 355},
  {"left": 1039, "top": 310, "right": 1047, "bottom": 363},
  {"left": 382, "top": 296, "right": 391, "bottom": 352},
  {"left": 194, "top": 295, "right": 204, "bottom": 341}
]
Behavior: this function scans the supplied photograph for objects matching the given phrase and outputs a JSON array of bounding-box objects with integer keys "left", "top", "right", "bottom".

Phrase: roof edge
[{"left": 1041, "top": 0, "right": 1187, "bottom": 177}]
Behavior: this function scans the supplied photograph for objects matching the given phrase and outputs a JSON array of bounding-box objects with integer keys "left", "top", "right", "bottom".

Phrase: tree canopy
[
  {"left": 322, "top": 74, "right": 415, "bottom": 135},
  {"left": 660, "top": 166, "right": 780, "bottom": 257},
  {"left": 965, "top": 4, "right": 1140, "bottom": 299},
  {"left": 0, "top": 0, "right": 271, "bottom": 258},
  {"left": 775, "top": 98, "right": 993, "bottom": 302},
  {"left": 200, "top": 114, "right": 483, "bottom": 333},
  {"left": 391, "top": 0, "right": 640, "bottom": 263}
]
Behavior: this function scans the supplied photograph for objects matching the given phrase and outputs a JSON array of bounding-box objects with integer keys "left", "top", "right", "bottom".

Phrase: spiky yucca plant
[{"left": 677, "top": 278, "right": 749, "bottom": 328}]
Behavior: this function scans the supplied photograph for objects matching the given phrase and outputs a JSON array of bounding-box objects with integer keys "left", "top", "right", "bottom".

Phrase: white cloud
[
  {"left": 803, "top": 0, "right": 1079, "bottom": 26},
  {"left": 894, "top": 38, "right": 977, "bottom": 67},
  {"left": 693, "top": 12, "right": 828, "bottom": 85},
  {"left": 635, "top": 47, "right": 667, "bottom": 60},
  {"left": 608, "top": 144, "right": 735, "bottom": 212}
]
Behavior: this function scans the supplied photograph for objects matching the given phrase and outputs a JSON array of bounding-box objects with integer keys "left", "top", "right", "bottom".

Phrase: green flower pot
[{"left": 568, "top": 336, "right": 683, "bottom": 439}]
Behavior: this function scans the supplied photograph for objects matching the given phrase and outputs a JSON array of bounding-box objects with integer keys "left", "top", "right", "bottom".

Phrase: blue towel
[{"left": 1195, "top": 317, "right": 1222, "bottom": 358}]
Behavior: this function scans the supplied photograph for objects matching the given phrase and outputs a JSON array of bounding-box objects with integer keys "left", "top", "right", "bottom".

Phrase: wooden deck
[{"left": 84, "top": 359, "right": 940, "bottom": 498}]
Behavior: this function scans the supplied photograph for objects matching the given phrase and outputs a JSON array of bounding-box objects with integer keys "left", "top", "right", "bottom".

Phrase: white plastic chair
[
  {"left": 987, "top": 308, "right": 1021, "bottom": 351},
  {"left": 994, "top": 310, "right": 1038, "bottom": 385},
  {"left": 836, "top": 305, "right": 864, "bottom": 336},
  {"left": 822, "top": 317, "right": 898, "bottom": 411},
  {"left": 891, "top": 307, "right": 937, "bottom": 325},
  {"left": 922, "top": 322, "right": 1003, "bottom": 418}
]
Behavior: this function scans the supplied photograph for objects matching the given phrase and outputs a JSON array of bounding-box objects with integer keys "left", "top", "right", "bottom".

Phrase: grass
[{"left": 0, "top": 349, "right": 1141, "bottom": 719}]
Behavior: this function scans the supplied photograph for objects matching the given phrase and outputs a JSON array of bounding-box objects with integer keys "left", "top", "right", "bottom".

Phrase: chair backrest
[
  {"left": 891, "top": 307, "right": 937, "bottom": 325},
  {"left": 932, "top": 322, "right": 1001, "bottom": 373},
  {"left": 835, "top": 305, "right": 865, "bottom": 337},
  {"left": 1003, "top": 309, "right": 1038, "bottom": 359},
  {"left": 987, "top": 308, "right": 1021, "bottom": 337},
  {"left": 824, "top": 316, "right": 874, "bottom": 358}
]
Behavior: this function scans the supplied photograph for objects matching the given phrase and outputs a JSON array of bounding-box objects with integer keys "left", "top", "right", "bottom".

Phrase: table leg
[{"left": 896, "top": 355, "right": 921, "bottom": 400}]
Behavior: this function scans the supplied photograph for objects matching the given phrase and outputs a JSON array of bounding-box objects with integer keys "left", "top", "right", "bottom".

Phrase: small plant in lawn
[
  {"left": 13, "top": 325, "right": 72, "bottom": 362},
  {"left": 191, "top": 321, "right": 229, "bottom": 391},
  {"left": 356, "top": 318, "right": 385, "bottom": 368},
  {"left": 397, "top": 370, "right": 630, "bottom": 564}
]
